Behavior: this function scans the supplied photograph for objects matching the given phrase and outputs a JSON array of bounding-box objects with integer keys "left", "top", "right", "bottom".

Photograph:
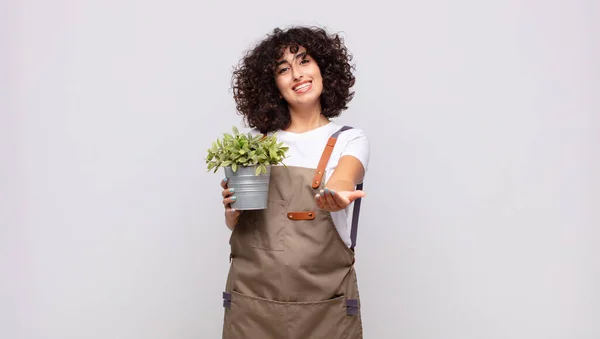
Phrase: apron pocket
[
  {"left": 286, "top": 295, "right": 361, "bottom": 339},
  {"left": 224, "top": 291, "right": 361, "bottom": 339},
  {"left": 224, "top": 291, "right": 286, "bottom": 339}
]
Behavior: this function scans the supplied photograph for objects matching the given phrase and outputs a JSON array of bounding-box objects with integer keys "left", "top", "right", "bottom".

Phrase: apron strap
[
  {"left": 311, "top": 126, "right": 354, "bottom": 189},
  {"left": 312, "top": 125, "right": 364, "bottom": 251},
  {"left": 350, "top": 182, "right": 362, "bottom": 251}
]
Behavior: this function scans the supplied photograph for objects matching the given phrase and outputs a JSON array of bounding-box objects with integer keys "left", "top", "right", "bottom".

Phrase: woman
[{"left": 219, "top": 26, "right": 369, "bottom": 339}]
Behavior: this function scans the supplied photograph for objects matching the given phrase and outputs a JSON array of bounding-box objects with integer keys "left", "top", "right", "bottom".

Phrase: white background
[{"left": 2, "top": 0, "right": 599, "bottom": 338}]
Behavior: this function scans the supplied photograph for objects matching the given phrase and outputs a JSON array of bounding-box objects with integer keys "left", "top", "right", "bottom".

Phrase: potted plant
[{"left": 206, "top": 126, "right": 289, "bottom": 210}]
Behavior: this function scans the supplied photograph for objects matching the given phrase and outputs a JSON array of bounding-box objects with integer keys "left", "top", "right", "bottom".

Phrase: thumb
[{"left": 347, "top": 190, "right": 366, "bottom": 201}]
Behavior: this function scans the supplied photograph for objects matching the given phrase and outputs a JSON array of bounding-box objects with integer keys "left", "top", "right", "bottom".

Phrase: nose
[{"left": 291, "top": 65, "right": 303, "bottom": 81}]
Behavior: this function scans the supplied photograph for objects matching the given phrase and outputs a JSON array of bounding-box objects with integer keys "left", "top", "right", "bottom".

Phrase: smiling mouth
[{"left": 293, "top": 81, "right": 312, "bottom": 93}]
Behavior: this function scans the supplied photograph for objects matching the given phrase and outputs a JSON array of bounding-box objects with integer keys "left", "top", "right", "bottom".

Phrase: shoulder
[
  {"left": 324, "top": 123, "right": 367, "bottom": 140},
  {"left": 341, "top": 126, "right": 369, "bottom": 143},
  {"left": 331, "top": 124, "right": 369, "bottom": 149}
]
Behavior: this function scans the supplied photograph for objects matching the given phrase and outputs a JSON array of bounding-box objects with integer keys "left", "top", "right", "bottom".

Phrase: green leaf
[{"left": 205, "top": 125, "right": 288, "bottom": 176}]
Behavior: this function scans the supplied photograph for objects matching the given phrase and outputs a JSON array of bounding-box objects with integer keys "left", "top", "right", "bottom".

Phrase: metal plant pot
[{"left": 224, "top": 165, "right": 271, "bottom": 210}]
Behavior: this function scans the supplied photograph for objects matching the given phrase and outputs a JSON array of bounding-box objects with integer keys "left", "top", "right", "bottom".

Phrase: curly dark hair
[{"left": 231, "top": 26, "right": 356, "bottom": 134}]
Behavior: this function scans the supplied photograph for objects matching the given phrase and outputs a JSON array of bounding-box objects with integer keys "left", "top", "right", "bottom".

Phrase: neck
[{"left": 285, "top": 104, "right": 329, "bottom": 133}]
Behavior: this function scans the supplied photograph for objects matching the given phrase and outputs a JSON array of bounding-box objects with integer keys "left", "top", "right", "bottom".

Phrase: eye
[
  {"left": 300, "top": 59, "right": 309, "bottom": 65},
  {"left": 277, "top": 67, "right": 289, "bottom": 74}
]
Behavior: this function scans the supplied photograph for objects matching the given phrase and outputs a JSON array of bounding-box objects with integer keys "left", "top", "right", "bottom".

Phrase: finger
[
  {"left": 220, "top": 177, "right": 228, "bottom": 189},
  {"left": 222, "top": 187, "right": 235, "bottom": 198},
  {"left": 315, "top": 193, "right": 324, "bottom": 209},
  {"left": 327, "top": 188, "right": 346, "bottom": 208},
  {"left": 320, "top": 189, "right": 335, "bottom": 210},
  {"left": 223, "top": 195, "right": 237, "bottom": 207},
  {"left": 348, "top": 190, "right": 367, "bottom": 202},
  {"left": 318, "top": 194, "right": 325, "bottom": 209},
  {"left": 318, "top": 190, "right": 328, "bottom": 209},
  {"left": 324, "top": 188, "right": 341, "bottom": 209}
]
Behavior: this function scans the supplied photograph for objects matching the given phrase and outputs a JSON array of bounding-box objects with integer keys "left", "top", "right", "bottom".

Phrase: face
[{"left": 274, "top": 46, "right": 323, "bottom": 109}]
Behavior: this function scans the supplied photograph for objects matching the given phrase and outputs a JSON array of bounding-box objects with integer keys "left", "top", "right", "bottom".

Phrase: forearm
[{"left": 323, "top": 156, "right": 365, "bottom": 193}]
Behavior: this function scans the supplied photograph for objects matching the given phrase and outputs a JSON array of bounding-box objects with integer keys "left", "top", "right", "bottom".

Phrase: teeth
[{"left": 294, "top": 83, "right": 311, "bottom": 91}]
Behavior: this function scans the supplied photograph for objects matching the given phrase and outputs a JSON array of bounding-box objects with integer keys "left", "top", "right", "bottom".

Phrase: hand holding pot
[
  {"left": 315, "top": 188, "right": 366, "bottom": 212},
  {"left": 221, "top": 178, "right": 242, "bottom": 229}
]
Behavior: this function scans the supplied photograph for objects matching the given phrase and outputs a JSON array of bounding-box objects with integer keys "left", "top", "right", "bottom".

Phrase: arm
[
  {"left": 325, "top": 155, "right": 365, "bottom": 192},
  {"left": 315, "top": 155, "right": 366, "bottom": 212}
]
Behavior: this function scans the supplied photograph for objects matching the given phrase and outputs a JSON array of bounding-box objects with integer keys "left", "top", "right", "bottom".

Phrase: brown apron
[{"left": 222, "top": 126, "right": 364, "bottom": 339}]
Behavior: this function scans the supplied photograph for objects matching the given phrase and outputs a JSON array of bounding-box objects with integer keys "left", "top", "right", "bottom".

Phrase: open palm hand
[{"left": 315, "top": 188, "right": 366, "bottom": 212}]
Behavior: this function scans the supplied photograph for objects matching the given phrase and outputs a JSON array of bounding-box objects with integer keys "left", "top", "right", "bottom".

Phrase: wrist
[
  {"left": 325, "top": 179, "right": 355, "bottom": 192},
  {"left": 225, "top": 214, "right": 239, "bottom": 230}
]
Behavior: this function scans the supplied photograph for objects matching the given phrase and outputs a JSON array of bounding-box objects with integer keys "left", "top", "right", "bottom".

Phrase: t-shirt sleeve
[{"left": 340, "top": 129, "right": 370, "bottom": 174}]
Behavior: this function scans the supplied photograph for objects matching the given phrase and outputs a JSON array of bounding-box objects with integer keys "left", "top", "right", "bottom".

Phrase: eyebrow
[{"left": 277, "top": 52, "right": 307, "bottom": 66}]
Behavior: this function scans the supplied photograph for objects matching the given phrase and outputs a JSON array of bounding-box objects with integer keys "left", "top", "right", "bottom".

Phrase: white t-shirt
[{"left": 254, "top": 121, "right": 370, "bottom": 247}]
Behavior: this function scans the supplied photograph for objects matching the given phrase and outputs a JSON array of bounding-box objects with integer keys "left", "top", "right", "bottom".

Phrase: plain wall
[{"left": 2, "top": 0, "right": 599, "bottom": 338}]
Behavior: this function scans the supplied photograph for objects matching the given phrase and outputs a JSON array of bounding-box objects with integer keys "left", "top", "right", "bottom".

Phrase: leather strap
[
  {"left": 311, "top": 126, "right": 354, "bottom": 189},
  {"left": 311, "top": 138, "right": 336, "bottom": 188},
  {"left": 287, "top": 211, "right": 316, "bottom": 220}
]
